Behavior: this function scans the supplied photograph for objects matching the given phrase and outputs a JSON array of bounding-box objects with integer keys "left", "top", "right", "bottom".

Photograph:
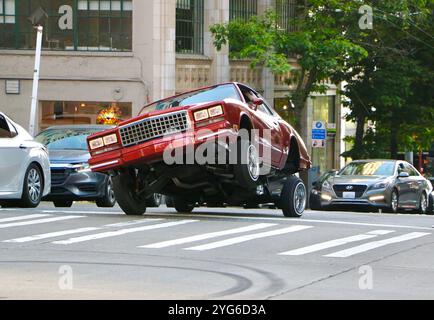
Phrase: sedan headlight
[
  {"left": 208, "top": 105, "right": 223, "bottom": 117},
  {"left": 371, "top": 182, "right": 390, "bottom": 190},
  {"left": 322, "top": 180, "right": 332, "bottom": 191},
  {"left": 89, "top": 137, "right": 104, "bottom": 150},
  {"left": 103, "top": 133, "right": 118, "bottom": 146},
  {"left": 193, "top": 109, "right": 209, "bottom": 121},
  {"left": 73, "top": 163, "right": 91, "bottom": 173}
]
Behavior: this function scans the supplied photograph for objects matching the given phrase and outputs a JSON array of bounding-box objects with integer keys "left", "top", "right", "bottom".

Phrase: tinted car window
[
  {"left": 35, "top": 128, "right": 104, "bottom": 151},
  {"left": 404, "top": 163, "right": 420, "bottom": 176},
  {"left": 139, "top": 84, "right": 241, "bottom": 115},
  {"left": 0, "top": 115, "right": 11, "bottom": 138},
  {"left": 339, "top": 161, "right": 395, "bottom": 176}
]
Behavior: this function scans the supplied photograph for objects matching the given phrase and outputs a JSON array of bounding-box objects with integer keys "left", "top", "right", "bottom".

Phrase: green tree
[{"left": 210, "top": 0, "right": 368, "bottom": 135}]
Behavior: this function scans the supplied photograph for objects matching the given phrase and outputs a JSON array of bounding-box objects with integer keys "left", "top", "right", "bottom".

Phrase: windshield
[
  {"left": 139, "top": 84, "right": 241, "bottom": 115},
  {"left": 35, "top": 128, "right": 104, "bottom": 151},
  {"left": 339, "top": 161, "right": 396, "bottom": 177}
]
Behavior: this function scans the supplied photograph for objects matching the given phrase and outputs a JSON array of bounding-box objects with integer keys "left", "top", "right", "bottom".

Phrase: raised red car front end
[{"left": 87, "top": 101, "right": 237, "bottom": 173}]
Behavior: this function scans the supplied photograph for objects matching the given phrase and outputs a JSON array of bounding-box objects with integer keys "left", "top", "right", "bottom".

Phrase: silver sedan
[
  {"left": 0, "top": 112, "right": 51, "bottom": 208},
  {"left": 316, "top": 159, "right": 433, "bottom": 214}
]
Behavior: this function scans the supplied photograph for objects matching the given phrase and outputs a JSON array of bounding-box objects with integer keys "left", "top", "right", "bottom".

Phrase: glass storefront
[
  {"left": 0, "top": 0, "right": 132, "bottom": 51},
  {"left": 311, "top": 96, "right": 337, "bottom": 174},
  {"left": 39, "top": 100, "right": 132, "bottom": 131}
]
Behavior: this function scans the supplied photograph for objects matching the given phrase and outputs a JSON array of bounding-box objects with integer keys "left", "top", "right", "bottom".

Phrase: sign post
[
  {"left": 312, "top": 121, "right": 326, "bottom": 148},
  {"left": 29, "top": 25, "right": 43, "bottom": 137}
]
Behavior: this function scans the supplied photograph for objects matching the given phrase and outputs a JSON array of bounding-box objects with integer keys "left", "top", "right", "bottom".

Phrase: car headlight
[
  {"left": 371, "top": 182, "right": 390, "bottom": 190},
  {"left": 89, "top": 137, "right": 104, "bottom": 150},
  {"left": 208, "top": 105, "right": 223, "bottom": 117},
  {"left": 103, "top": 133, "right": 118, "bottom": 146},
  {"left": 193, "top": 109, "right": 209, "bottom": 121},
  {"left": 72, "top": 163, "right": 91, "bottom": 173},
  {"left": 322, "top": 180, "right": 332, "bottom": 191}
]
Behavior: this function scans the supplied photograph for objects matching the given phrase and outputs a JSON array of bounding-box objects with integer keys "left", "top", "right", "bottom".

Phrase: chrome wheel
[
  {"left": 391, "top": 191, "right": 398, "bottom": 213},
  {"left": 420, "top": 193, "right": 428, "bottom": 214},
  {"left": 247, "top": 144, "right": 260, "bottom": 181},
  {"left": 27, "top": 168, "right": 41, "bottom": 203},
  {"left": 293, "top": 182, "right": 306, "bottom": 214},
  {"left": 107, "top": 178, "right": 116, "bottom": 203}
]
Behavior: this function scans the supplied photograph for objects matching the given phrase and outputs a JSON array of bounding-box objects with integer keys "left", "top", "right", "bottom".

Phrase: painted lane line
[
  {"left": 278, "top": 230, "right": 395, "bottom": 256},
  {"left": 42, "top": 210, "right": 119, "bottom": 215},
  {"left": 3, "top": 227, "right": 102, "bottom": 243},
  {"left": 366, "top": 230, "right": 395, "bottom": 235},
  {"left": 185, "top": 225, "right": 313, "bottom": 251},
  {"left": 0, "top": 216, "right": 83, "bottom": 229},
  {"left": 104, "top": 218, "right": 164, "bottom": 228},
  {"left": 325, "top": 232, "right": 431, "bottom": 258},
  {"left": 0, "top": 214, "right": 50, "bottom": 223},
  {"left": 53, "top": 220, "right": 198, "bottom": 245},
  {"left": 140, "top": 223, "right": 277, "bottom": 249}
]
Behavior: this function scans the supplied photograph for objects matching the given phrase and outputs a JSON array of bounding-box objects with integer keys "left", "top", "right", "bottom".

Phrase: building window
[
  {"left": 229, "top": 0, "right": 257, "bottom": 22},
  {"left": 275, "top": 0, "right": 297, "bottom": 32},
  {"left": 0, "top": 0, "right": 132, "bottom": 51},
  {"left": 176, "top": 0, "right": 204, "bottom": 54},
  {"left": 39, "top": 101, "right": 132, "bottom": 131}
]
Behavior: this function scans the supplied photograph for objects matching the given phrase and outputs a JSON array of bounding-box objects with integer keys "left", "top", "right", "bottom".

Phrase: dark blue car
[{"left": 35, "top": 125, "right": 116, "bottom": 208}]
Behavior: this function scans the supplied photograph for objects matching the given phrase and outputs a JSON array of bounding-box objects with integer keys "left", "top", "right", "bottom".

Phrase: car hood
[
  {"left": 328, "top": 175, "right": 390, "bottom": 186},
  {"left": 48, "top": 149, "right": 90, "bottom": 164}
]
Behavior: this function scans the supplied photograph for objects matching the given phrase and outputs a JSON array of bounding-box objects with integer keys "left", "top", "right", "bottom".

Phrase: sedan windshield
[
  {"left": 35, "top": 128, "right": 103, "bottom": 150},
  {"left": 139, "top": 84, "right": 241, "bottom": 115},
  {"left": 339, "top": 161, "right": 395, "bottom": 177}
]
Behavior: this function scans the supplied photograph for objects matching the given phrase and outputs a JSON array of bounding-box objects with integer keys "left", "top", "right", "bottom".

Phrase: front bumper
[
  {"left": 43, "top": 170, "right": 108, "bottom": 201},
  {"left": 89, "top": 120, "right": 237, "bottom": 172},
  {"left": 315, "top": 187, "right": 391, "bottom": 210}
]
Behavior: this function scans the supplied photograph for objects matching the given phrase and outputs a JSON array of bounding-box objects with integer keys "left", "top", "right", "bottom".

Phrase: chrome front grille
[{"left": 119, "top": 111, "right": 190, "bottom": 147}]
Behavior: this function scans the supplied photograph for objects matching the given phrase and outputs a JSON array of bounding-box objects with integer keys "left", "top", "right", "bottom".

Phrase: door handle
[{"left": 19, "top": 144, "right": 27, "bottom": 149}]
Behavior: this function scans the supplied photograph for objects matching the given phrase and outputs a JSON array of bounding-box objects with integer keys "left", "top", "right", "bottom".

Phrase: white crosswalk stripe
[
  {"left": 53, "top": 219, "right": 198, "bottom": 245},
  {"left": 0, "top": 215, "right": 83, "bottom": 229},
  {"left": 139, "top": 223, "right": 277, "bottom": 249},
  {"left": 185, "top": 225, "right": 313, "bottom": 251},
  {"left": 325, "top": 232, "right": 431, "bottom": 258},
  {"left": 278, "top": 230, "right": 395, "bottom": 256},
  {"left": 0, "top": 214, "right": 51, "bottom": 223},
  {"left": 3, "top": 227, "right": 102, "bottom": 243}
]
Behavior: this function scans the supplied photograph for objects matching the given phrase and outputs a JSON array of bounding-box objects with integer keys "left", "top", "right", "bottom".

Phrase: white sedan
[{"left": 0, "top": 112, "right": 50, "bottom": 208}]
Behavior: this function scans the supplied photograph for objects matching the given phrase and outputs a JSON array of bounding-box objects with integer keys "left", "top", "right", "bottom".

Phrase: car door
[
  {"left": 0, "top": 115, "right": 29, "bottom": 193},
  {"left": 396, "top": 162, "right": 413, "bottom": 207},
  {"left": 406, "top": 163, "right": 425, "bottom": 207},
  {"left": 238, "top": 86, "right": 284, "bottom": 167}
]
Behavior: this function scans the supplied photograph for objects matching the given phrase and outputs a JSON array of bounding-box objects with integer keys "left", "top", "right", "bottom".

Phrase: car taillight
[{"left": 193, "top": 105, "right": 224, "bottom": 122}]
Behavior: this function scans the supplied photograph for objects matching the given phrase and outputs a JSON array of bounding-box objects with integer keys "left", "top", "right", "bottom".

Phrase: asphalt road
[{"left": 0, "top": 202, "right": 433, "bottom": 300}]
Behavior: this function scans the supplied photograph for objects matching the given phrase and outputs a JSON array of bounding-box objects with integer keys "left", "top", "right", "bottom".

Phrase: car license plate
[{"left": 343, "top": 192, "right": 356, "bottom": 199}]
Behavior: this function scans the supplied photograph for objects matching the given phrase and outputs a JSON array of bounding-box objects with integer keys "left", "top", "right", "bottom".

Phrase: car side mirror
[
  {"left": 398, "top": 172, "right": 409, "bottom": 178},
  {"left": 252, "top": 98, "right": 264, "bottom": 106}
]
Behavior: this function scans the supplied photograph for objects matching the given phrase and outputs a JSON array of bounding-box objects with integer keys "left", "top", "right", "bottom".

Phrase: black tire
[
  {"left": 146, "top": 193, "right": 162, "bottom": 207},
  {"left": 234, "top": 136, "right": 260, "bottom": 189},
  {"left": 53, "top": 200, "right": 73, "bottom": 208},
  {"left": 96, "top": 177, "right": 117, "bottom": 208},
  {"left": 173, "top": 196, "right": 195, "bottom": 213},
  {"left": 386, "top": 189, "right": 399, "bottom": 213},
  {"left": 309, "top": 194, "right": 322, "bottom": 211},
  {"left": 279, "top": 176, "right": 306, "bottom": 218},
  {"left": 20, "top": 163, "right": 43, "bottom": 208},
  {"left": 428, "top": 193, "right": 434, "bottom": 215},
  {"left": 165, "top": 196, "right": 174, "bottom": 208},
  {"left": 112, "top": 172, "right": 147, "bottom": 215},
  {"left": 417, "top": 192, "right": 428, "bottom": 215}
]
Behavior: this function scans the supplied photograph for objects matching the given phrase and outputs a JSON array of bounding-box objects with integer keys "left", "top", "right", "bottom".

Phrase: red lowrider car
[{"left": 87, "top": 83, "right": 311, "bottom": 217}]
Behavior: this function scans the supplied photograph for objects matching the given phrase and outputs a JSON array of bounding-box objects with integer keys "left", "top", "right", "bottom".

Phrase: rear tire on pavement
[
  {"left": 173, "top": 197, "right": 195, "bottom": 213},
  {"left": 112, "top": 173, "right": 147, "bottom": 215},
  {"left": 279, "top": 176, "right": 306, "bottom": 218}
]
